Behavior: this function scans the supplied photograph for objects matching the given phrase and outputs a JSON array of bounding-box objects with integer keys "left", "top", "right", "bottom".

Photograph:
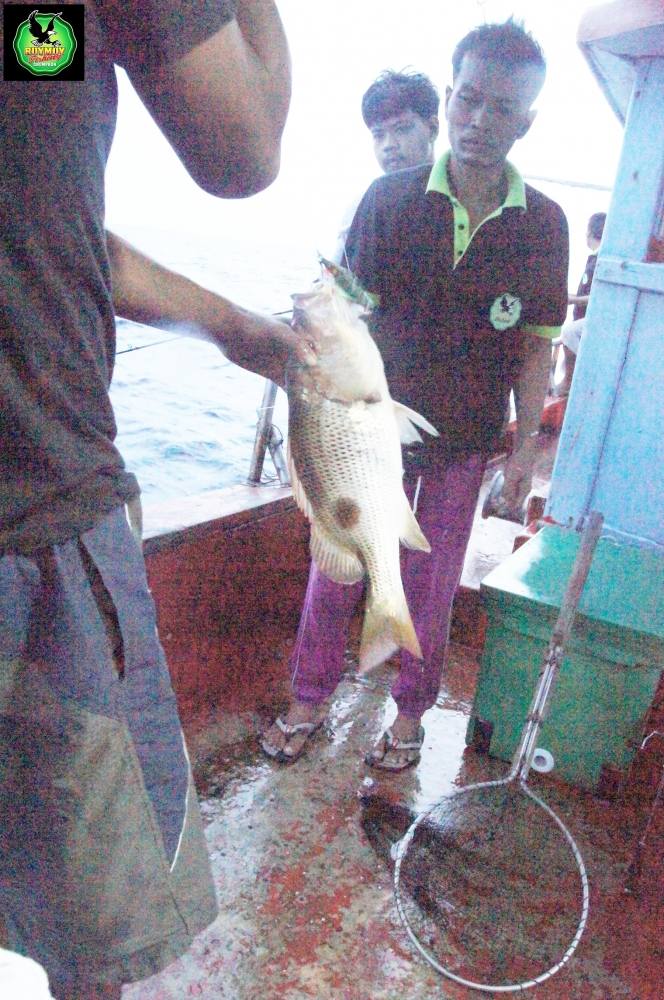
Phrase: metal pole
[
  {"left": 267, "top": 422, "right": 290, "bottom": 486},
  {"left": 511, "top": 511, "right": 604, "bottom": 782},
  {"left": 246, "top": 309, "right": 293, "bottom": 487},
  {"left": 247, "top": 379, "right": 290, "bottom": 485},
  {"left": 247, "top": 379, "right": 278, "bottom": 484}
]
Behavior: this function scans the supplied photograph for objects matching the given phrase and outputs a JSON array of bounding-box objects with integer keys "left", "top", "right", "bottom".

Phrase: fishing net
[{"left": 395, "top": 780, "right": 589, "bottom": 992}]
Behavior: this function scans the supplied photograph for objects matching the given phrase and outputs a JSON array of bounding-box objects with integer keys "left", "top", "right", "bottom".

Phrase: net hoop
[{"left": 393, "top": 777, "right": 590, "bottom": 994}]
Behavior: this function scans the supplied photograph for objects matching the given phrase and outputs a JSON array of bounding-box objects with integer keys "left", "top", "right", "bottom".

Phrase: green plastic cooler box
[{"left": 466, "top": 524, "right": 664, "bottom": 792}]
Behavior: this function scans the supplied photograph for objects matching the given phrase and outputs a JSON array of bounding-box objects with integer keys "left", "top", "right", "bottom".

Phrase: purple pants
[{"left": 290, "top": 452, "right": 486, "bottom": 720}]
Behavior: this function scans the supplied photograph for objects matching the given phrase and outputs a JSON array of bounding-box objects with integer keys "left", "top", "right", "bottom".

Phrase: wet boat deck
[
  {"left": 124, "top": 638, "right": 663, "bottom": 1000},
  {"left": 126, "top": 432, "right": 663, "bottom": 1000}
]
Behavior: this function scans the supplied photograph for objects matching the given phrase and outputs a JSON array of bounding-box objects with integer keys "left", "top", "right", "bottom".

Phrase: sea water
[
  {"left": 110, "top": 228, "right": 318, "bottom": 506},
  {"left": 111, "top": 183, "right": 610, "bottom": 507}
]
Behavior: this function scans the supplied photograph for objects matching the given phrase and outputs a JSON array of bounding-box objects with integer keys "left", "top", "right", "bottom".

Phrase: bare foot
[{"left": 260, "top": 700, "right": 328, "bottom": 763}]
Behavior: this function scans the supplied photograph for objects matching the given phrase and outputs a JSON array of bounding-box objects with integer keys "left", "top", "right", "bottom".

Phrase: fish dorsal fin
[
  {"left": 393, "top": 400, "right": 439, "bottom": 444},
  {"left": 310, "top": 523, "right": 365, "bottom": 584},
  {"left": 399, "top": 493, "right": 431, "bottom": 553}
]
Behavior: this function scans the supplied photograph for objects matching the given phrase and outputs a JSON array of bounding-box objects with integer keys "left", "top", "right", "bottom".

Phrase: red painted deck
[
  {"left": 126, "top": 435, "right": 664, "bottom": 1000},
  {"left": 123, "top": 637, "right": 663, "bottom": 999}
]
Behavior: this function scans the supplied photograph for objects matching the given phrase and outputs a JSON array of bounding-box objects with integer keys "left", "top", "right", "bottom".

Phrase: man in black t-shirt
[
  {"left": 0, "top": 4, "right": 308, "bottom": 998},
  {"left": 558, "top": 211, "right": 606, "bottom": 395},
  {"left": 333, "top": 69, "right": 440, "bottom": 263},
  {"left": 261, "top": 20, "right": 568, "bottom": 772}
]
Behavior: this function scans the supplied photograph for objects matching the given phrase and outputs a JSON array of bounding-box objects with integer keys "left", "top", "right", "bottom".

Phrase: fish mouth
[{"left": 290, "top": 305, "right": 311, "bottom": 331}]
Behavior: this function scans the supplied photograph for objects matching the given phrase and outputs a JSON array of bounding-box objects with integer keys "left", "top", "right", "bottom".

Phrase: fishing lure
[{"left": 318, "top": 255, "right": 380, "bottom": 312}]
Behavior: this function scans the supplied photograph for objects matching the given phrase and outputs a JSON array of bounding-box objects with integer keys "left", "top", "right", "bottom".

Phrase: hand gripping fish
[{"left": 286, "top": 269, "right": 438, "bottom": 672}]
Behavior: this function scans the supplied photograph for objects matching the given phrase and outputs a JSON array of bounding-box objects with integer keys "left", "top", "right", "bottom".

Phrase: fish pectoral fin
[
  {"left": 310, "top": 524, "right": 365, "bottom": 584},
  {"left": 359, "top": 593, "right": 422, "bottom": 673},
  {"left": 399, "top": 497, "right": 431, "bottom": 553},
  {"left": 287, "top": 440, "right": 316, "bottom": 522},
  {"left": 393, "top": 400, "right": 439, "bottom": 444}
]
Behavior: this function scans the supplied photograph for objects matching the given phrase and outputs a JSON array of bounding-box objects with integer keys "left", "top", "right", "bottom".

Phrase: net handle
[
  {"left": 512, "top": 511, "right": 604, "bottom": 779},
  {"left": 551, "top": 511, "right": 604, "bottom": 648}
]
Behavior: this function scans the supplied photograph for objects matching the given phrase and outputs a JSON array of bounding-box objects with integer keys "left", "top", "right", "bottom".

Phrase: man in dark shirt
[
  {"left": 0, "top": 3, "right": 307, "bottom": 998},
  {"left": 261, "top": 20, "right": 568, "bottom": 771},
  {"left": 333, "top": 69, "right": 440, "bottom": 262},
  {"left": 558, "top": 211, "right": 606, "bottom": 395}
]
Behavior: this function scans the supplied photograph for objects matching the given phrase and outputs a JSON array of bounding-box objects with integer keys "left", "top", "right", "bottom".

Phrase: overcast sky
[{"left": 105, "top": 0, "right": 624, "bottom": 266}]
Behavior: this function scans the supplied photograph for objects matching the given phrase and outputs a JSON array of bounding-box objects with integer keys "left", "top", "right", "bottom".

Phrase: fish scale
[
  {"left": 290, "top": 392, "right": 402, "bottom": 565},
  {"left": 287, "top": 273, "right": 438, "bottom": 671}
]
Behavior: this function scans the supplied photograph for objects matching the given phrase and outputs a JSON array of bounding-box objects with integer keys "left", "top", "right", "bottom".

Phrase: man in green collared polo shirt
[{"left": 261, "top": 20, "right": 568, "bottom": 771}]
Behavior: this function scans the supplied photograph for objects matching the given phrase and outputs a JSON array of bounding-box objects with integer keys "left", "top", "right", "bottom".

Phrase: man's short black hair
[
  {"left": 452, "top": 19, "right": 546, "bottom": 81},
  {"left": 361, "top": 69, "right": 440, "bottom": 128},
  {"left": 588, "top": 212, "right": 607, "bottom": 241}
]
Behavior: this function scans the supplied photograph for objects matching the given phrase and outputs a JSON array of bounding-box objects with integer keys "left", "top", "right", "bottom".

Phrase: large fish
[{"left": 286, "top": 267, "right": 438, "bottom": 671}]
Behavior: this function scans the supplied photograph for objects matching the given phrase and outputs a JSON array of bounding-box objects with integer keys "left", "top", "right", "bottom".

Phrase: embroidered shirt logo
[{"left": 489, "top": 292, "right": 522, "bottom": 331}]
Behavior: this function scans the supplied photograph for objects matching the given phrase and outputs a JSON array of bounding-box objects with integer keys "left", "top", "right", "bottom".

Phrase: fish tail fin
[{"left": 359, "top": 593, "right": 422, "bottom": 674}]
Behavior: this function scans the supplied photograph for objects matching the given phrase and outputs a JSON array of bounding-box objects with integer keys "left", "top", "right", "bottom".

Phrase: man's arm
[
  {"left": 130, "top": 1, "right": 292, "bottom": 197},
  {"left": 107, "top": 233, "right": 315, "bottom": 386},
  {"left": 513, "top": 334, "right": 553, "bottom": 450},
  {"left": 500, "top": 333, "right": 553, "bottom": 512},
  {"left": 501, "top": 199, "right": 569, "bottom": 513}
]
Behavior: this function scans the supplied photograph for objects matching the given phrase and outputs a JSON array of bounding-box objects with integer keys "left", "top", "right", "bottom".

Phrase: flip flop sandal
[
  {"left": 364, "top": 726, "right": 425, "bottom": 772},
  {"left": 260, "top": 715, "right": 324, "bottom": 765}
]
